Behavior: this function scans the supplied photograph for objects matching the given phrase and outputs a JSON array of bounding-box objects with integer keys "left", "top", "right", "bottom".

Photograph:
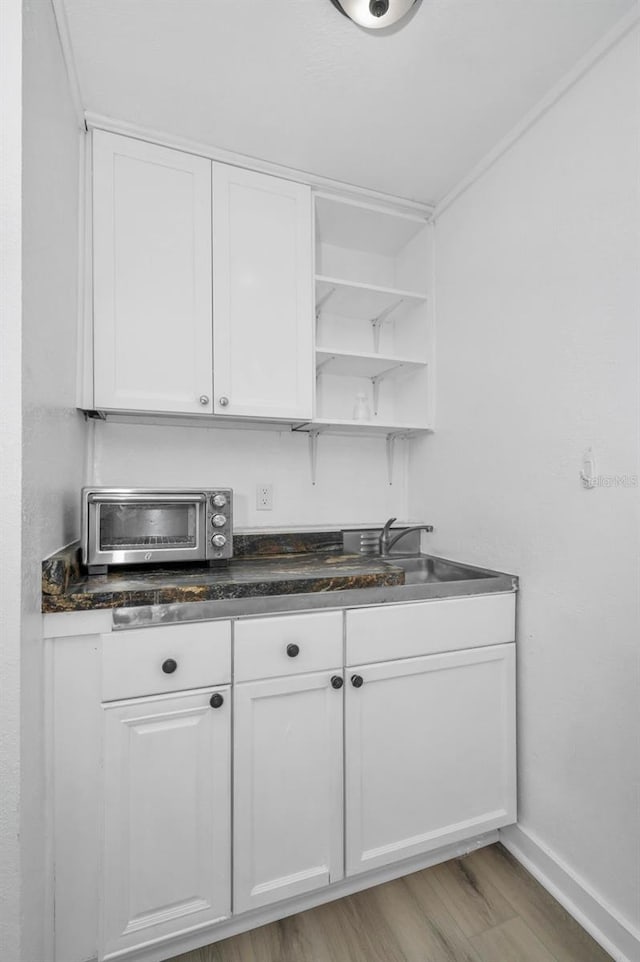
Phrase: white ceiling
[{"left": 62, "top": 0, "right": 634, "bottom": 205}]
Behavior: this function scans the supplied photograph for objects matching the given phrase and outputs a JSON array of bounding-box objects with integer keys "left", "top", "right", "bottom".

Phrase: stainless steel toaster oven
[{"left": 81, "top": 488, "right": 233, "bottom": 573}]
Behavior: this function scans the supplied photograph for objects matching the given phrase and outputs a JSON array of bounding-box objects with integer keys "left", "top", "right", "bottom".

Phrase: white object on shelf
[{"left": 352, "top": 392, "right": 371, "bottom": 421}]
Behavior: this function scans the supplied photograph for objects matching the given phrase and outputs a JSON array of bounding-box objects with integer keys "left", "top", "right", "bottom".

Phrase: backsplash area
[{"left": 88, "top": 420, "right": 410, "bottom": 528}]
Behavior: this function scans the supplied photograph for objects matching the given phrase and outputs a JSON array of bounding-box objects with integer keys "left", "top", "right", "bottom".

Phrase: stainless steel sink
[{"left": 384, "top": 555, "right": 493, "bottom": 585}]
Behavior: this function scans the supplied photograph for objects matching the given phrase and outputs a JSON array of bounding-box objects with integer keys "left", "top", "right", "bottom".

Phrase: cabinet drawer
[
  {"left": 346, "top": 593, "right": 515, "bottom": 666},
  {"left": 234, "top": 611, "right": 343, "bottom": 682},
  {"left": 101, "top": 621, "right": 231, "bottom": 701}
]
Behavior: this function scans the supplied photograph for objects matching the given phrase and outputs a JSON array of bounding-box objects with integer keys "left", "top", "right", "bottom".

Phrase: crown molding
[
  {"left": 434, "top": 2, "right": 640, "bottom": 219},
  {"left": 50, "top": 0, "right": 85, "bottom": 130},
  {"left": 83, "top": 112, "right": 434, "bottom": 218}
]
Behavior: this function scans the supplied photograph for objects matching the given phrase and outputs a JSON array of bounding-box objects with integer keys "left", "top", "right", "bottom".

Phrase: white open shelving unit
[{"left": 294, "top": 191, "right": 434, "bottom": 481}]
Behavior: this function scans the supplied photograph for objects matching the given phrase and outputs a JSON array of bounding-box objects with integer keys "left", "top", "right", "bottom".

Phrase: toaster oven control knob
[
  {"left": 211, "top": 534, "right": 227, "bottom": 548},
  {"left": 212, "top": 493, "right": 227, "bottom": 508},
  {"left": 211, "top": 514, "right": 227, "bottom": 527}
]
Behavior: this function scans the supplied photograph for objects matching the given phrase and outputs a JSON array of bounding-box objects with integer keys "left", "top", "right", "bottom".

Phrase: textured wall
[
  {"left": 91, "top": 420, "right": 410, "bottom": 528},
  {"left": 410, "top": 24, "right": 640, "bottom": 933},
  {"left": 0, "top": 1, "right": 23, "bottom": 959},
  {"left": 21, "top": 0, "right": 87, "bottom": 957}
]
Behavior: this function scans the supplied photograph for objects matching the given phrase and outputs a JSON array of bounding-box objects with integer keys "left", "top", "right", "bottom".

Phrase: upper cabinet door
[
  {"left": 212, "top": 164, "right": 313, "bottom": 419},
  {"left": 92, "top": 131, "right": 213, "bottom": 413}
]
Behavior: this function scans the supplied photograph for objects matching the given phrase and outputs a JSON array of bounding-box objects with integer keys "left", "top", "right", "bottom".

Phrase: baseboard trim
[{"left": 499, "top": 825, "right": 640, "bottom": 962}]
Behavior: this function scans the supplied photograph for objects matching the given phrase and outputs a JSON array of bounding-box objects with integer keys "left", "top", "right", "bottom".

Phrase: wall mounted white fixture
[
  {"left": 580, "top": 447, "right": 597, "bottom": 489},
  {"left": 329, "top": 0, "right": 420, "bottom": 30}
]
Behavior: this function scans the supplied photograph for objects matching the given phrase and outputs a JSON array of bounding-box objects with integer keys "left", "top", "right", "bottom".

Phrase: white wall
[
  {"left": 21, "top": 0, "right": 87, "bottom": 957},
  {"left": 91, "top": 421, "right": 409, "bottom": 528},
  {"left": 0, "top": 1, "right": 23, "bottom": 959},
  {"left": 410, "top": 23, "right": 640, "bottom": 941}
]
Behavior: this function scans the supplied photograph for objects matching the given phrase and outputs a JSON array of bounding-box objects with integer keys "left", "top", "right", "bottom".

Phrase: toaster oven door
[{"left": 87, "top": 493, "right": 207, "bottom": 567}]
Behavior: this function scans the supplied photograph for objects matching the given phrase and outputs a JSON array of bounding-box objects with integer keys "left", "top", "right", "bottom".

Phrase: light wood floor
[{"left": 169, "top": 844, "right": 613, "bottom": 962}]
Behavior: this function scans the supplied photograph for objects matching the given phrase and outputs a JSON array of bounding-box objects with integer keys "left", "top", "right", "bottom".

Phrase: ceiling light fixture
[{"left": 329, "top": 0, "right": 420, "bottom": 30}]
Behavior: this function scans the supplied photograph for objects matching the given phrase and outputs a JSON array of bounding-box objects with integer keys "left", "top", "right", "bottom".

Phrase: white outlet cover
[{"left": 256, "top": 484, "right": 273, "bottom": 510}]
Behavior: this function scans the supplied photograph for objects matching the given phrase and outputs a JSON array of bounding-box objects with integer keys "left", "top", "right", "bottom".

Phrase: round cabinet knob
[
  {"left": 351, "top": 674, "right": 364, "bottom": 688},
  {"left": 211, "top": 534, "right": 227, "bottom": 548},
  {"left": 162, "top": 658, "right": 177, "bottom": 674},
  {"left": 209, "top": 693, "right": 224, "bottom": 709},
  {"left": 218, "top": 396, "right": 229, "bottom": 407},
  {"left": 211, "top": 514, "right": 227, "bottom": 527},
  {"left": 331, "top": 675, "right": 343, "bottom": 690},
  {"left": 199, "top": 395, "right": 210, "bottom": 406},
  {"left": 212, "top": 493, "right": 227, "bottom": 508},
  {"left": 286, "top": 643, "right": 300, "bottom": 658}
]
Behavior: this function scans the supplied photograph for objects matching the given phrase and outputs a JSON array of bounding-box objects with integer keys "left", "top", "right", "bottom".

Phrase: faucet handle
[{"left": 382, "top": 517, "right": 397, "bottom": 532}]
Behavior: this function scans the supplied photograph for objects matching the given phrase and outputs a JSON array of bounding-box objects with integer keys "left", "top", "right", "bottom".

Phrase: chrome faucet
[{"left": 379, "top": 517, "right": 434, "bottom": 556}]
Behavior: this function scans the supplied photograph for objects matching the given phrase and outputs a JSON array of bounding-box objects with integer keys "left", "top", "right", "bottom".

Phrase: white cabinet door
[
  {"left": 93, "top": 130, "right": 213, "bottom": 413},
  {"left": 212, "top": 164, "right": 313, "bottom": 419},
  {"left": 101, "top": 687, "right": 230, "bottom": 958},
  {"left": 234, "top": 671, "right": 343, "bottom": 914},
  {"left": 345, "top": 644, "right": 516, "bottom": 876}
]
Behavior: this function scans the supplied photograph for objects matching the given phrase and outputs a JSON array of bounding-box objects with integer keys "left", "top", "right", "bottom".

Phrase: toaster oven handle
[{"left": 87, "top": 493, "right": 208, "bottom": 504}]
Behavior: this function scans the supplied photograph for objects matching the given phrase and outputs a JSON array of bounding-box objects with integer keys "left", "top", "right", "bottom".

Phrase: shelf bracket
[
  {"left": 385, "top": 432, "right": 411, "bottom": 486},
  {"left": 308, "top": 430, "right": 320, "bottom": 485},
  {"left": 370, "top": 363, "right": 405, "bottom": 416},
  {"left": 370, "top": 298, "right": 405, "bottom": 353},
  {"left": 386, "top": 433, "right": 397, "bottom": 486},
  {"left": 372, "top": 374, "right": 382, "bottom": 417},
  {"left": 315, "top": 286, "right": 336, "bottom": 321},
  {"left": 315, "top": 356, "right": 334, "bottom": 380}
]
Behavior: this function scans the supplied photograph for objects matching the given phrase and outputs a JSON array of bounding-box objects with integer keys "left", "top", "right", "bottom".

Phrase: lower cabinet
[
  {"left": 51, "top": 595, "right": 516, "bottom": 962},
  {"left": 102, "top": 687, "right": 231, "bottom": 958},
  {"left": 345, "top": 644, "right": 516, "bottom": 875},
  {"left": 233, "top": 670, "right": 344, "bottom": 914}
]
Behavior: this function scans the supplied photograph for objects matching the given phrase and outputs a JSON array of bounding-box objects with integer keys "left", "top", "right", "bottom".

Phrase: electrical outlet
[{"left": 256, "top": 484, "right": 273, "bottom": 511}]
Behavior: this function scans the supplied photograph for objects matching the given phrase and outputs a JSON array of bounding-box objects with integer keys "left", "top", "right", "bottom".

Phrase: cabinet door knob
[
  {"left": 199, "top": 395, "right": 210, "bottom": 406},
  {"left": 162, "top": 658, "right": 177, "bottom": 674},
  {"left": 351, "top": 674, "right": 364, "bottom": 688},
  {"left": 209, "top": 693, "right": 224, "bottom": 709},
  {"left": 286, "top": 643, "right": 300, "bottom": 658},
  {"left": 218, "top": 396, "right": 229, "bottom": 407},
  {"left": 331, "top": 675, "right": 343, "bottom": 690}
]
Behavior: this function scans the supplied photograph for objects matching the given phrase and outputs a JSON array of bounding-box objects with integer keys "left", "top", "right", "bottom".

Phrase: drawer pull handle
[
  {"left": 331, "top": 675, "right": 343, "bottom": 690},
  {"left": 286, "top": 643, "right": 300, "bottom": 658},
  {"left": 210, "top": 693, "right": 224, "bottom": 709},
  {"left": 162, "top": 658, "right": 178, "bottom": 674},
  {"left": 351, "top": 674, "right": 364, "bottom": 689}
]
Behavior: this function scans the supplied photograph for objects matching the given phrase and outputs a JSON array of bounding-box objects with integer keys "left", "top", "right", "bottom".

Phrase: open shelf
[
  {"left": 316, "top": 348, "right": 426, "bottom": 380},
  {"left": 294, "top": 418, "right": 432, "bottom": 438},
  {"left": 315, "top": 193, "right": 427, "bottom": 257},
  {"left": 316, "top": 275, "right": 426, "bottom": 322},
  {"left": 312, "top": 191, "right": 433, "bottom": 452}
]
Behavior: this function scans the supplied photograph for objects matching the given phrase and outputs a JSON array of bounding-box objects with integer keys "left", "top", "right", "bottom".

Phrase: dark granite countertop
[{"left": 42, "top": 533, "right": 405, "bottom": 613}]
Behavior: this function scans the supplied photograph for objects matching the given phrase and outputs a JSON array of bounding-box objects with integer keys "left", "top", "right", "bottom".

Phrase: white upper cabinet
[
  {"left": 91, "top": 133, "right": 314, "bottom": 421},
  {"left": 212, "top": 164, "right": 313, "bottom": 419},
  {"left": 92, "top": 131, "right": 214, "bottom": 414}
]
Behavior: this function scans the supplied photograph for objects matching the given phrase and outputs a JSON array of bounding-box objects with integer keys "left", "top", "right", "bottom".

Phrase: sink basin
[{"left": 385, "top": 555, "right": 493, "bottom": 586}]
